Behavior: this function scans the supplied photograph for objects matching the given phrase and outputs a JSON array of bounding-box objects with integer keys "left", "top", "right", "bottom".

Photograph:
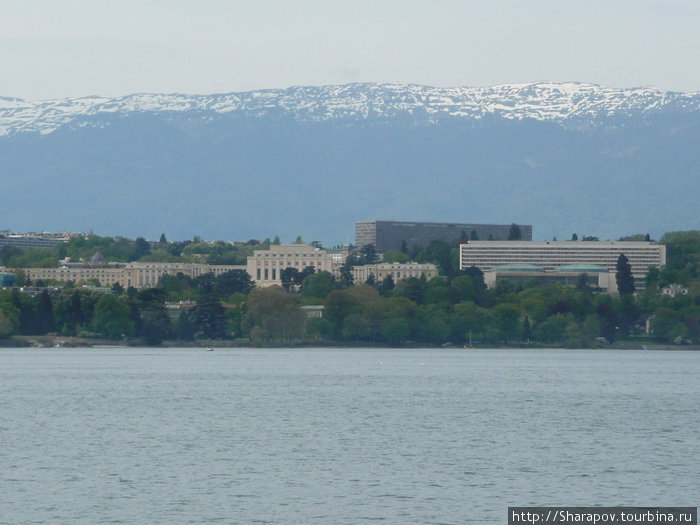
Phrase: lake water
[{"left": 0, "top": 347, "right": 697, "bottom": 524}]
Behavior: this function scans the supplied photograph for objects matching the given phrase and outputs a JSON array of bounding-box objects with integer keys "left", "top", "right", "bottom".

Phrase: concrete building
[
  {"left": 356, "top": 220, "right": 532, "bottom": 252},
  {"left": 483, "top": 264, "right": 617, "bottom": 292},
  {"left": 0, "top": 233, "right": 71, "bottom": 249},
  {"left": 24, "top": 262, "right": 246, "bottom": 289},
  {"left": 460, "top": 241, "right": 666, "bottom": 288},
  {"left": 246, "top": 244, "right": 337, "bottom": 287},
  {"left": 349, "top": 262, "right": 439, "bottom": 284}
]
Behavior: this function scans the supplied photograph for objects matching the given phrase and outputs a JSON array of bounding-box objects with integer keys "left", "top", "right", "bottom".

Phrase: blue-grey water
[{"left": 0, "top": 347, "right": 697, "bottom": 524}]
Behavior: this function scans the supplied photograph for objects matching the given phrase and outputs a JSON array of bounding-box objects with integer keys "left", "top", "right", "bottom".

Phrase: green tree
[
  {"left": 0, "top": 291, "right": 21, "bottom": 338},
  {"left": 507, "top": 224, "right": 522, "bottom": 240},
  {"left": 393, "top": 276, "right": 426, "bottom": 304},
  {"left": 357, "top": 244, "right": 380, "bottom": 265},
  {"left": 92, "top": 294, "right": 135, "bottom": 339},
  {"left": 301, "top": 271, "right": 336, "bottom": 300},
  {"left": 616, "top": 254, "right": 635, "bottom": 295},
  {"left": 533, "top": 314, "right": 570, "bottom": 344},
  {"left": 280, "top": 267, "right": 300, "bottom": 292},
  {"left": 189, "top": 293, "right": 227, "bottom": 339},
  {"left": 378, "top": 274, "right": 395, "bottom": 296},
  {"left": 425, "top": 277, "right": 450, "bottom": 304},
  {"left": 323, "top": 290, "right": 362, "bottom": 337},
  {"left": 54, "top": 289, "right": 86, "bottom": 335},
  {"left": 492, "top": 303, "right": 522, "bottom": 343},
  {"left": 36, "top": 290, "right": 55, "bottom": 334},
  {"left": 383, "top": 250, "right": 410, "bottom": 263},
  {"left": 215, "top": 270, "right": 254, "bottom": 297},
  {"left": 337, "top": 262, "right": 354, "bottom": 289},
  {"left": 245, "top": 288, "right": 305, "bottom": 343},
  {"left": 380, "top": 316, "right": 411, "bottom": 345},
  {"left": 596, "top": 299, "right": 618, "bottom": 343},
  {"left": 175, "top": 311, "right": 196, "bottom": 341},
  {"left": 130, "top": 237, "right": 151, "bottom": 261},
  {"left": 449, "top": 275, "right": 476, "bottom": 303},
  {"left": 305, "top": 317, "right": 333, "bottom": 340},
  {"left": 137, "top": 288, "right": 172, "bottom": 345}
]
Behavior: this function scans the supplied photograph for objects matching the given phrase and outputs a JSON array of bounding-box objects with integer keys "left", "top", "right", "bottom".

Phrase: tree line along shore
[{"left": 1, "top": 231, "right": 698, "bottom": 348}]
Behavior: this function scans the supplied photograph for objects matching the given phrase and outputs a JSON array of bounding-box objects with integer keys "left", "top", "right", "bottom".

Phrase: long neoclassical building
[{"left": 24, "top": 262, "right": 246, "bottom": 289}]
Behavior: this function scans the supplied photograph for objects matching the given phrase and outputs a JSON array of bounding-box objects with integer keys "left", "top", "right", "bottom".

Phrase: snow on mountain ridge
[{"left": 1, "top": 82, "right": 698, "bottom": 136}]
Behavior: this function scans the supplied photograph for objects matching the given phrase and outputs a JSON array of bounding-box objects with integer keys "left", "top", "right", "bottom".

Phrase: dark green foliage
[
  {"left": 337, "top": 262, "right": 354, "bottom": 289},
  {"left": 136, "top": 288, "right": 171, "bottom": 345},
  {"left": 175, "top": 311, "right": 196, "bottom": 341},
  {"left": 214, "top": 270, "right": 254, "bottom": 297},
  {"left": 280, "top": 267, "right": 300, "bottom": 292},
  {"left": 301, "top": 272, "right": 336, "bottom": 300},
  {"left": 92, "top": 294, "right": 134, "bottom": 339},
  {"left": 360, "top": 244, "right": 380, "bottom": 265},
  {"left": 393, "top": 277, "right": 426, "bottom": 305},
  {"left": 522, "top": 316, "right": 532, "bottom": 342},
  {"left": 378, "top": 274, "right": 395, "bottom": 296},
  {"left": 130, "top": 237, "right": 151, "bottom": 262},
  {"left": 323, "top": 290, "right": 362, "bottom": 337},
  {"left": 596, "top": 300, "right": 618, "bottom": 343},
  {"left": 245, "top": 288, "right": 305, "bottom": 343},
  {"left": 189, "top": 293, "right": 227, "bottom": 339},
  {"left": 659, "top": 231, "right": 700, "bottom": 286},
  {"left": 615, "top": 254, "right": 635, "bottom": 295},
  {"left": 1, "top": 229, "right": 698, "bottom": 348},
  {"left": 507, "top": 224, "right": 522, "bottom": 240}
]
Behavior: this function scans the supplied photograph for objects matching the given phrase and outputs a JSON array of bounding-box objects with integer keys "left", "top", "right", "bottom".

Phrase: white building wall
[
  {"left": 246, "top": 244, "right": 334, "bottom": 287},
  {"left": 460, "top": 241, "right": 665, "bottom": 282}
]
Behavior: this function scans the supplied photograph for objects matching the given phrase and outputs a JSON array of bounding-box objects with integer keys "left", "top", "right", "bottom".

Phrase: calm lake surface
[{"left": 1, "top": 347, "right": 698, "bottom": 524}]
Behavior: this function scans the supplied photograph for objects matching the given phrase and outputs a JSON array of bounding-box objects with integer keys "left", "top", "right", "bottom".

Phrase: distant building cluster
[
  {"left": 13, "top": 244, "right": 438, "bottom": 290},
  {"left": 1, "top": 220, "right": 670, "bottom": 294}
]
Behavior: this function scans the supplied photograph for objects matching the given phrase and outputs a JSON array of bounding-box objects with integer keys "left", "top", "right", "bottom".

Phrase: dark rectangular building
[{"left": 356, "top": 220, "right": 533, "bottom": 252}]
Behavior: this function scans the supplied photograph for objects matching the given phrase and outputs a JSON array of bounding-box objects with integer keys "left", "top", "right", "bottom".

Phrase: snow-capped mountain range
[
  {"left": 1, "top": 81, "right": 698, "bottom": 243},
  {"left": 1, "top": 82, "right": 698, "bottom": 136}
]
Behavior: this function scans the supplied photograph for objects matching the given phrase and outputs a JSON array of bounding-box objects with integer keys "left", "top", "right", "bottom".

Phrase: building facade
[
  {"left": 24, "top": 262, "right": 246, "bottom": 289},
  {"left": 349, "top": 262, "right": 439, "bottom": 284},
  {"left": 0, "top": 233, "right": 70, "bottom": 249},
  {"left": 356, "top": 220, "right": 533, "bottom": 252},
  {"left": 246, "top": 244, "right": 336, "bottom": 287},
  {"left": 483, "top": 264, "right": 617, "bottom": 292},
  {"left": 460, "top": 241, "right": 666, "bottom": 287}
]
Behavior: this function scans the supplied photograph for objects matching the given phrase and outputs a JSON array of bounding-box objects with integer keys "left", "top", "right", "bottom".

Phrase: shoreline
[{"left": 2, "top": 335, "right": 698, "bottom": 351}]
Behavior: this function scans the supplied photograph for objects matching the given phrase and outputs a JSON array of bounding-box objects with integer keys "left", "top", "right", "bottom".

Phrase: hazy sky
[{"left": 2, "top": 0, "right": 698, "bottom": 100}]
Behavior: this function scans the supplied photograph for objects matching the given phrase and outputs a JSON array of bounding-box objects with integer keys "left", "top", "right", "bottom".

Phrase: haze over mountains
[{"left": 1, "top": 82, "right": 698, "bottom": 244}]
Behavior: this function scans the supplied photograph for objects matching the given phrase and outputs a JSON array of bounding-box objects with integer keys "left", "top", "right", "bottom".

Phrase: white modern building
[{"left": 460, "top": 241, "right": 666, "bottom": 288}]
